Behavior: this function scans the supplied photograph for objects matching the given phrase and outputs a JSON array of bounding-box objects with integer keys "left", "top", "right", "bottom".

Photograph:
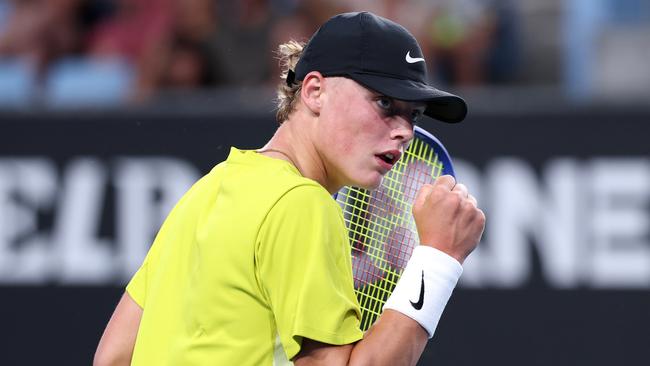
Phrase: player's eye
[
  {"left": 376, "top": 96, "right": 393, "bottom": 111},
  {"left": 411, "top": 109, "right": 424, "bottom": 125}
]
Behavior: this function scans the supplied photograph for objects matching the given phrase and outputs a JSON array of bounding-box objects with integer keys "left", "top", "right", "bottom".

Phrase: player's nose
[{"left": 390, "top": 117, "right": 415, "bottom": 143}]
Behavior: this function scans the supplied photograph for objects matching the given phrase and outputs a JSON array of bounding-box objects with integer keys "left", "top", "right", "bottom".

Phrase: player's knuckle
[
  {"left": 454, "top": 183, "right": 467, "bottom": 192},
  {"left": 459, "top": 198, "right": 472, "bottom": 211},
  {"left": 446, "top": 174, "right": 457, "bottom": 186},
  {"left": 474, "top": 209, "right": 486, "bottom": 226},
  {"left": 452, "top": 190, "right": 466, "bottom": 200},
  {"left": 449, "top": 191, "right": 463, "bottom": 203},
  {"left": 436, "top": 174, "right": 455, "bottom": 187}
]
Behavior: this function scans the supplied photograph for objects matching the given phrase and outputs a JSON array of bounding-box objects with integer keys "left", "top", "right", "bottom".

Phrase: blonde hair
[{"left": 275, "top": 40, "right": 305, "bottom": 124}]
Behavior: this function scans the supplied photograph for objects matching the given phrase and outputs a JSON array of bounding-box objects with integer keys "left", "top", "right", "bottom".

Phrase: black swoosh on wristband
[{"left": 410, "top": 270, "right": 425, "bottom": 310}]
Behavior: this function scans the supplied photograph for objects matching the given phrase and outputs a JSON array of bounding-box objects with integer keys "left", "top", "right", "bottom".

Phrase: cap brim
[{"left": 347, "top": 73, "right": 468, "bottom": 123}]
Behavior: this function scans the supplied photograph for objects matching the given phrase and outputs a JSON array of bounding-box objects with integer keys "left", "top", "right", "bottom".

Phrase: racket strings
[{"left": 337, "top": 138, "right": 445, "bottom": 331}]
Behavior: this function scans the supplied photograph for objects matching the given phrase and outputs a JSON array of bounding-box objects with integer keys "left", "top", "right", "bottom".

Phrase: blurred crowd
[{"left": 0, "top": 0, "right": 519, "bottom": 107}]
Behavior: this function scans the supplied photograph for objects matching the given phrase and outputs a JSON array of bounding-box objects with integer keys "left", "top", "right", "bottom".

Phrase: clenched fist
[{"left": 412, "top": 175, "right": 485, "bottom": 264}]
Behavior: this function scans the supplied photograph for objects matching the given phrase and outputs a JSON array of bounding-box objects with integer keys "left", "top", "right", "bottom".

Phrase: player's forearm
[
  {"left": 348, "top": 310, "right": 428, "bottom": 366},
  {"left": 294, "top": 310, "right": 427, "bottom": 366},
  {"left": 93, "top": 351, "right": 132, "bottom": 366}
]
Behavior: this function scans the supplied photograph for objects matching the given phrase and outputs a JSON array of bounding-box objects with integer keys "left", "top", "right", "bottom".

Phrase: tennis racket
[{"left": 335, "top": 125, "right": 455, "bottom": 331}]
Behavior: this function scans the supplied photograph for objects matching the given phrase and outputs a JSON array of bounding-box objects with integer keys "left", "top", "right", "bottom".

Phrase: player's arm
[
  {"left": 93, "top": 292, "right": 143, "bottom": 366},
  {"left": 295, "top": 310, "right": 428, "bottom": 366},
  {"left": 294, "top": 175, "right": 485, "bottom": 366}
]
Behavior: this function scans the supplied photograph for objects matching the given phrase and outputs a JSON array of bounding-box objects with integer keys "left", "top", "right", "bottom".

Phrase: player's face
[{"left": 316, "top": 77, "right": 424, "bottom": 190}]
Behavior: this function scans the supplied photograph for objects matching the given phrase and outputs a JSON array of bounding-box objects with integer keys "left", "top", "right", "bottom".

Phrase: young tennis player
[{"left": 94, "top": 12, "right": 484, "bottom": 366}]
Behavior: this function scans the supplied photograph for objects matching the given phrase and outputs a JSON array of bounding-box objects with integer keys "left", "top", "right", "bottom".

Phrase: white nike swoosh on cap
[{"left": 405, "top": 51, "right": 425, "bottom": 64}]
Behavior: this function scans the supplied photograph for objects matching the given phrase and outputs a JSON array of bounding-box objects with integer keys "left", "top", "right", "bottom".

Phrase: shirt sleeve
[
  {"left": 124, "top": 176, "right": 198, "bottom": 309},
  {"left": 125, "top": 214, "right": 169, "bottom": 308},
  {"left": 126, "top": 236, "right": 163, "bottom": 308},
  {"left": 255, "top": 184, "right": 363, "bottom": 360},
  {"left": 126, "top": 255, "right": 149, "bottom": 308}
]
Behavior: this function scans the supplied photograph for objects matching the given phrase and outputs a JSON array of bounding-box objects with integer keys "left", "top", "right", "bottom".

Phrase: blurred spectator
[
  {"left": 422, "top": 0, "right": 498, "bottom": 86},
  {"left": 0, "top": 1, "right": 12, "bottom": 34},
  {"left": 565, "top": 0, "right": 650, "bottom": 100},
  {"left": 87, "top": 0, "right": 173, "bottom": 64},
  {"left": 205, "top": 0, "right": 274, "bottom": 86},
  {"left": 86, "top": 0, "right": 174, "bottom": 101},
  {"left": 157, "top": 0, "right": 216, "bottom": 90},
  {"left": 158, "top": 37, "right": 214, "bottom": 90},
  {"left": 85, "top": 0, "right": 218, "bottom": 99},
  {"left": 0, "top": 0, "right": 84, "bottom": 77},
  {"left": 268, "top": 0, "right": 347, "bottom": 84},
  {"left": 335, "top": 0, "right": 430, "bottom": 35},
  {"left": 173, "top": 0, "right": 216, "bottom": 43},
  {"left": 484, "top": 0, "right": 519, "bottom": 84}
]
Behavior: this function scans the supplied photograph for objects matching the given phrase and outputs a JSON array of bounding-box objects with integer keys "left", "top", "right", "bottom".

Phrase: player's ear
[{"left": 300, "top": 71, "right": 324, "bottom": 115}]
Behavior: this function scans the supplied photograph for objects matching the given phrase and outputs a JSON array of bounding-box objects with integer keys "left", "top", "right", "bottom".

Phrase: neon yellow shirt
[{"left": 127, "top": 147, "right": 363, "bottom": 365}]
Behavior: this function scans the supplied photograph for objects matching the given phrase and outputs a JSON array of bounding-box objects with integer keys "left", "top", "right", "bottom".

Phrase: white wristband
[{"left": 383, "top": 246, "right": 463, "bottom": 338}]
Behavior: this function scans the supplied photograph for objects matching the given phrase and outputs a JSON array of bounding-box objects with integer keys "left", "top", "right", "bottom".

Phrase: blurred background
[{"left": 1, "top": 0, "right": 649, "bottom": 365}]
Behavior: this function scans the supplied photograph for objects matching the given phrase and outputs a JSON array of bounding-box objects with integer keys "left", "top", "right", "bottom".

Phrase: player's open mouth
[{"left": 375, "top": 150, "right": 401, "bottom": 169}]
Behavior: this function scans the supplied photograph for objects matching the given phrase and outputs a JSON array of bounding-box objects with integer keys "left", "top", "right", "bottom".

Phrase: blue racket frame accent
[{"left": 413, "top": 125, "right": 455, "bottom": 177}]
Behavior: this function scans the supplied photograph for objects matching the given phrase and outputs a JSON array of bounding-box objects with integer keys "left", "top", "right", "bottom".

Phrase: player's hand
[{"left": 412, "top": 175, "right": 485, "bottom": 264}]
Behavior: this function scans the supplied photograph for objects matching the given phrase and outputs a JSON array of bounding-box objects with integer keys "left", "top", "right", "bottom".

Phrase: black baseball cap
[{"left": 287, "top": 11, "right": 467, "bottom": 123}]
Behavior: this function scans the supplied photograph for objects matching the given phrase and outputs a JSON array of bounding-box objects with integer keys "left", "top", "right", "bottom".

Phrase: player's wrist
[
  {"left": 383, "top": 245, "right": 463, "bottom": 338},
  {"left": 419, "top": 242, "right": 466, "bottom": 265}
]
